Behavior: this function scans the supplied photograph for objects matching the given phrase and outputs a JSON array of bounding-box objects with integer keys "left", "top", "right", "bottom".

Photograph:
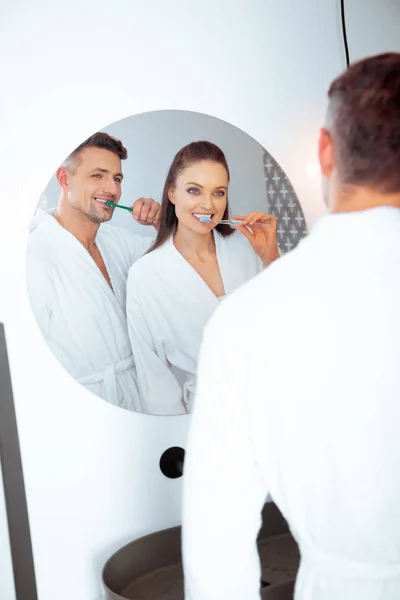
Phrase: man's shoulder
[
  {"left": 98, "top": 222, "right": 141, "bottom": 243},
  {"left": 98, "top": 223, "right": 155, "bottom": 259},
  {"left": 27, "top": 219, "right": 55, "bottom": 261}
]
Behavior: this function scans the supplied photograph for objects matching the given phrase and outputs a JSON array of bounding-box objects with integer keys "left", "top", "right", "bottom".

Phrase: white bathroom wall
[
  {"left": 0, "top": 1, "right": 399, "bottom": 600},
  {"left": 345, "top": 0, "right": 400, "bottom": 60}
]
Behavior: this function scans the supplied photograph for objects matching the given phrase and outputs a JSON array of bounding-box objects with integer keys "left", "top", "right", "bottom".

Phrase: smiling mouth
[
  {"left": 94, "top": 197, "right": 114, "bottom": 209},
  {"left": 192, "top": 212, "right": 214, "bottom": 222}
]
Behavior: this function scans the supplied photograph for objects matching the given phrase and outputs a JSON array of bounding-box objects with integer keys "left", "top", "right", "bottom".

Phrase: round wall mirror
[{"left": 26, "top": 110, "right": 307, "bottom": 416}]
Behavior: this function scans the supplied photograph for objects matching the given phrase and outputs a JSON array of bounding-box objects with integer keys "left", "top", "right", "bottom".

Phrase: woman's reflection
[{"left": 126, "top": 141, "right": 280, "bottom": 415}]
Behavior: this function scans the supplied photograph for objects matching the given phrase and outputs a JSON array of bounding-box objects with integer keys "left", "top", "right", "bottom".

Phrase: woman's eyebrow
[{"left": 186, "top": 182, "right": 227, "bottom": 189}]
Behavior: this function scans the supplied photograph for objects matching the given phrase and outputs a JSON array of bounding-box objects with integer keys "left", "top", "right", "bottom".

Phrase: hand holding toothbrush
[
  {"left": 235, "top": 212, "right": 280, "bottom": 267},
  {"left": 132, "top": 197, "right": 161, "bottom": 229},
  {"left": 103, "top": 196, "right": 162, "bottom": 230}
]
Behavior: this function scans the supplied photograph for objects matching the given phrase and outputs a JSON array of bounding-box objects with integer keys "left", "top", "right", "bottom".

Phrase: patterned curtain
[{"left": 262, "top": 149, "right": 307, "bottom": 254}]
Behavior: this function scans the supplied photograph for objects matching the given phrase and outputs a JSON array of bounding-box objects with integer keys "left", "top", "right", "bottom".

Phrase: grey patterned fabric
[{"left": 263, "top": 150, "right": 307, "bottom": 254}]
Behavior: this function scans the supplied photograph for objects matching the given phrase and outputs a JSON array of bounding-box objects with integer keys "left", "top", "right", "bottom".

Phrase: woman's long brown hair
[{"left": 147, "top": 141, "right": 234, "bottom": 253}]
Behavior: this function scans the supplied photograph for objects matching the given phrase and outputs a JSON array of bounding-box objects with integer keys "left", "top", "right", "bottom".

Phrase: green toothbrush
[{"left": 103, "top": 200, "right": 133, "bottom": 212}]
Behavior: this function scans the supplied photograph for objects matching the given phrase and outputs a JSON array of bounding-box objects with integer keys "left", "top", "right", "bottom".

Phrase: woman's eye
[
  {"left": 215, "top": 190, "right": 225, "bottom": 197},
  {"left": 92, "top": 174, "right": 101, "bottom": 178},
  {"left": 187, "top": 188, "right": 199, "bottom": 194}
]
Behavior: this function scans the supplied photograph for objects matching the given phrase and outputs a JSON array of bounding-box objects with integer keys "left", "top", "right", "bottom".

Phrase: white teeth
[{"left": 193, "top": 213, "right": 212, "bottom": 218}]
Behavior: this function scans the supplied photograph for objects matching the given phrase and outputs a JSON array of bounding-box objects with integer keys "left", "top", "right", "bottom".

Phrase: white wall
[
  {"left": 0, "top": 1, "right": 399, "bottom": 600},
  {"left": 345, "top": 0, "right": 400, "bottom": 61}
]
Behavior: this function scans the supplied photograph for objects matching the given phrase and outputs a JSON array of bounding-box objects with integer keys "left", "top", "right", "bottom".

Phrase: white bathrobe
[
  {"left": 26, "top": 209, "right": 154, "bottom": 411},
  {"left": 125, "top": 230, "right": 264, "bottom": 415},
  {"left": 182, "top": 206, "right": 400, "bottom": 600}
]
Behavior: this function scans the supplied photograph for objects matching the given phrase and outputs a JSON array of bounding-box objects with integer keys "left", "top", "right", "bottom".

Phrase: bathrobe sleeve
[
  {"left": 182, "top": 301, "right": 269, "bottom": 600},
  {"left": 116, "top": 226, "right": 155, "bottom": 265}
]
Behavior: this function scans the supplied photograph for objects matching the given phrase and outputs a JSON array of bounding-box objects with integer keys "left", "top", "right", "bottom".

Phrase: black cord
[{"left": 340, "top": 0, "right": 350, "bottom": 67}]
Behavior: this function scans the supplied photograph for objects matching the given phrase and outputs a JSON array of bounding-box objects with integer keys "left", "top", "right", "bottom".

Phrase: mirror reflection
[{"left": 26, "top": 110, "right": 306, "bottom": 416}]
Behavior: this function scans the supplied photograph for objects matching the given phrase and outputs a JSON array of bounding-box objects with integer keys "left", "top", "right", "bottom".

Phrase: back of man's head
[{"left": 327, "top": 52, "right": 400, "bottom": 195}]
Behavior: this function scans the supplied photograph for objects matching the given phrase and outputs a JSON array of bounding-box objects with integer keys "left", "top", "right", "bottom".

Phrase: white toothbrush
[{"left": 198, "top": 215, "right": 268, "bottom": 226}]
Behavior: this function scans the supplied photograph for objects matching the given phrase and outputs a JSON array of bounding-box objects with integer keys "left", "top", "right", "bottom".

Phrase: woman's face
[{"left": 169, "top": 160, "right": 228, "bottom": 235}]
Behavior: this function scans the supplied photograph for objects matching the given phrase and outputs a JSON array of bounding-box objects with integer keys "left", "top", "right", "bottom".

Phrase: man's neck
[
  {"left": 332, "top": 186, "right": 400, "bottom": 214},
  {"left": 54, "top": 198, "right": 100, "bottom": 252}
]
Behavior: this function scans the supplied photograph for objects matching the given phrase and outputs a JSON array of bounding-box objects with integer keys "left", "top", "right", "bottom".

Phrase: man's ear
[
  {"left": 318, "top": 128, "right": 335, "bottom": 178},
  {"left": 56, "top": 166, "right": 69, "bottom": 189}
]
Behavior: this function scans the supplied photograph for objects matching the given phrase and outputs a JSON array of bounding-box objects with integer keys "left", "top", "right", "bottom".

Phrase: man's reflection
[{"left": 26, "top": 132, "right": 160, "bottom": 410}]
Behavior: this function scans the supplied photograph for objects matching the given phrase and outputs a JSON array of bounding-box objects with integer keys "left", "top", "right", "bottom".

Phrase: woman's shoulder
[
  {"left": 128, "top": 238, "right": 172, "bottom": 278},
  {"left": 217, "top": 229, "right": 254, "bottom": 253},
  {"left": 216, "top": 228, "right": 263, "bottom": 273}
]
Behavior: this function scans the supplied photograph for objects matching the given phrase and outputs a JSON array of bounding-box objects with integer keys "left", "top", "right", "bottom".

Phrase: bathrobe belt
[{"left": 78, "top": 355, "right": 135, "bottom": 404}]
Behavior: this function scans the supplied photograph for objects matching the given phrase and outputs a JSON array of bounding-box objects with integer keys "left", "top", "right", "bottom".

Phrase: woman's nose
[{"left": 200, "top": 194, "right": 214, "bottom": 209}]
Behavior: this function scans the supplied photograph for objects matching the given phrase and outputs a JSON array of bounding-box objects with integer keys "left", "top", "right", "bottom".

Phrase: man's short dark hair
[
  {"left": 63, "top": 132, "right": 127, "bottom": 173},
  {"left": 327, "top": 52, "right": 400, "bottom": 194}
]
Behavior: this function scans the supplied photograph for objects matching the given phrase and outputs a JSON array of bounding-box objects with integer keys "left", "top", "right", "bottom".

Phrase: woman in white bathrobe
[{"left": 126, "top": 141, "right": 279, "bottom": 415}]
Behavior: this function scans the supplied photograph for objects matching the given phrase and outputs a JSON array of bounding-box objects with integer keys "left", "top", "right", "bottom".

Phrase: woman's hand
[{"left": 235, "top": 211, "right": 280, "bottom": 267}]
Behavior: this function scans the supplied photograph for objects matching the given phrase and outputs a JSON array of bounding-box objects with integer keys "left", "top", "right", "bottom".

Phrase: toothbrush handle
[
  {"left": 214, "top": 219, "right": 243, "bottom": 224},
  {"left": 217, "top": 219, "right": 263, "bottom": 226},
  {"left": 109, "top": 203, "right": 133, "bottom": 212}
]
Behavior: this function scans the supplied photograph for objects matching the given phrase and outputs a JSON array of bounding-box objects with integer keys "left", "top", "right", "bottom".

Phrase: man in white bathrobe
[
  {"left": 26, "top": 132, "right": 160, "bottom": 411},
  {"left": 182, "top": 52, "right": 400, "bottom": 600}
]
